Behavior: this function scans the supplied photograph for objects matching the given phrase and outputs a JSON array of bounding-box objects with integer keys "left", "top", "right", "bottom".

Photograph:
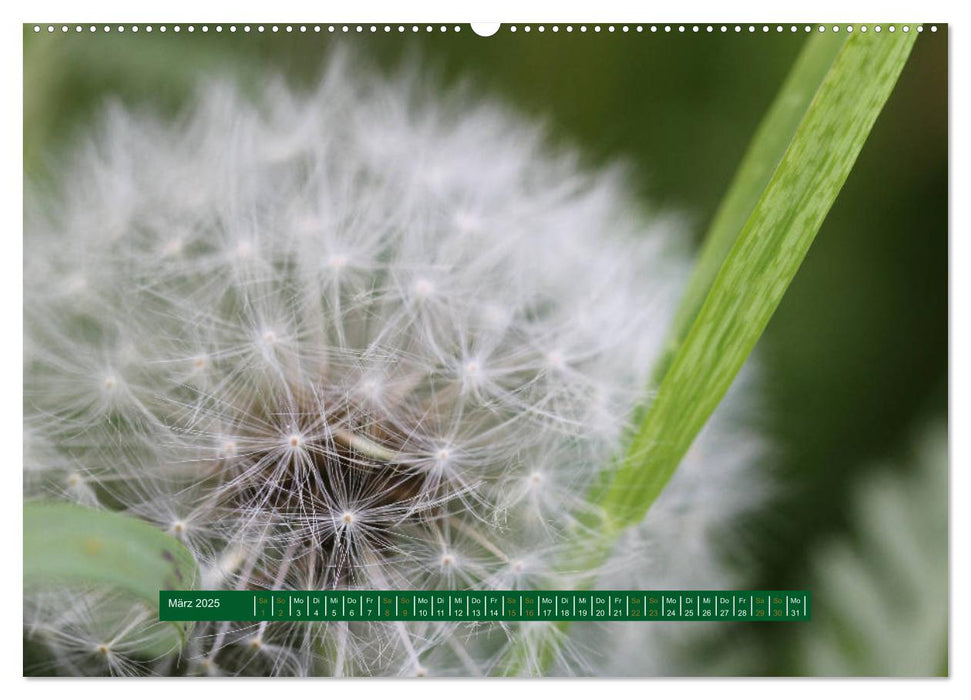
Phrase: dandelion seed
[
  {"left": 67, "top": 274, "right": 87, "bottom": 292},
  {"left": 162, "top": 238, "right": 183, "bottom": 256},
  {"left": 545, "top": 350, "right": 566, "bottom": 371},
  {"left": 411, "top": 278, "right": 435, "bottom": 299},
  {"left": 434, "top": 448, "right": 452, "bottom": 468}
]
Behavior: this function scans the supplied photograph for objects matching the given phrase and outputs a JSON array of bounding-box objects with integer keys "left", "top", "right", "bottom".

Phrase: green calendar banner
[{"left": 159, "top": 590, "right": 810, "bottom": 622}]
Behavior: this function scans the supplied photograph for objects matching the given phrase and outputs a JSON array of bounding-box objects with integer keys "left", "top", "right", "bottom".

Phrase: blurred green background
[{"left": 23, "top": 24, "right": 948, "bottom": 675}]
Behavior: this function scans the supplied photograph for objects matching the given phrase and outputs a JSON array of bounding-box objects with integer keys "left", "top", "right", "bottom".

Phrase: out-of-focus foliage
[{"left": 799, "top": 422, "right": 947, "bottom": 676}]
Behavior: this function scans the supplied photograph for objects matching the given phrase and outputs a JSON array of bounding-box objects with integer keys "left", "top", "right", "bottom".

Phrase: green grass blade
[
  {"left": 23, "top": 501, "right": 200, "bottom": 650},
  {"left": 602, "top": 28, "right": 917, "bottom": 530},
  {"left": 499, "top": 27, "right": 917, "bottom": 675},
  {"left": 653, "top": 32, "right": 845, "bottom": 383}
]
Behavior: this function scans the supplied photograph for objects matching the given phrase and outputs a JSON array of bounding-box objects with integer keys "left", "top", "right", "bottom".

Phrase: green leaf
[
  {"left": 500, "top": 27, "right": 917, "bottom": 675},
  {"left": 23, "top": 501, "right": 200, "bottom": 651}
]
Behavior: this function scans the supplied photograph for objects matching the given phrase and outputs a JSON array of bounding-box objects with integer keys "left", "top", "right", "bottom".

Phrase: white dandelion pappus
[{"left": 23, "top": 53, "right": 765, "bottom": 676}]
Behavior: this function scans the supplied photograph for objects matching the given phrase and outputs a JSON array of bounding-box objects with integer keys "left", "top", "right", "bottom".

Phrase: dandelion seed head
[{"left": 23, "top": 52, "right": 766, "bottom": 676}]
